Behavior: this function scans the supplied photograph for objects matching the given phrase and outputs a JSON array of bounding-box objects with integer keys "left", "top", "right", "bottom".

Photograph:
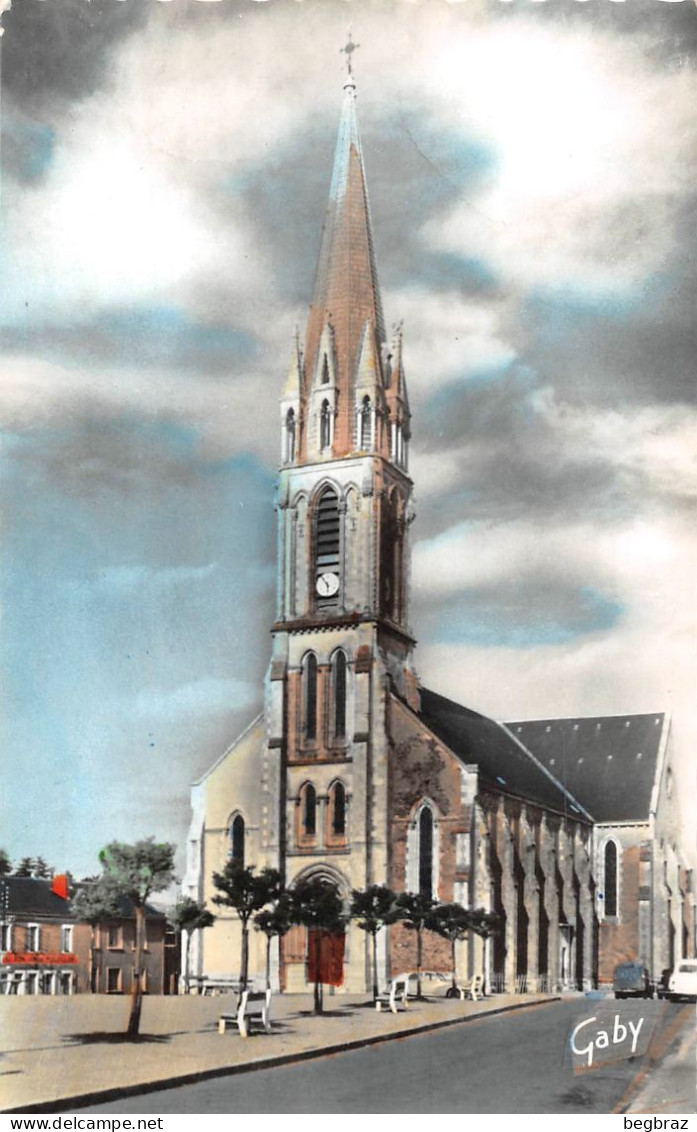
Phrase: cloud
[
  {"left": 130, "top": 676, "right": 256, "bottom": 723},
  {"left": 97, "top": 562, "right": 218, "bottom": 593}
]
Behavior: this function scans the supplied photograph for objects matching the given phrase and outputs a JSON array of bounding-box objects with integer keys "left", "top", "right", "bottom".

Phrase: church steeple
[{"left": 300, "top": 48, "right": 387, "bottom": 461}]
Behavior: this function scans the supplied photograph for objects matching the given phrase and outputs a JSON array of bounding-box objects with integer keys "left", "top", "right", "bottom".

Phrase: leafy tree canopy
[
  {"left": 395, "top": 891, "right": 436, "bottom": 930},
  {"left": 212, "top": 862, "right": 282, "bottom": 925},
  {"left": 350, "top": 885, "right": 400, "bottom": 935},
  {"left": 98, "top": 839, "right": 176, "bottom": 907},
  {"left": 0, "top": 849, "right": 12, "bottom": 876},
  {"left": 169, "top": 896, "right": 215, "bottom": 935},
  {"left": 426, "top": 902, "right": 473, "bottom": 942},
  {"left": 14, "top": 857, "right": 34, "bottom": 877},
  {"left": 254, "top": 893, "right": 293, "bottom": 939},
  {"left": 289, "top": 877, "right": 345, "bottom": 933},
  {"left": 72, "top": 878, "right": 122, "bottom": 926}
]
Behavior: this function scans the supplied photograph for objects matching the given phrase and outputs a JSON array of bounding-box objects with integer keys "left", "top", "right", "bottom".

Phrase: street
[{"left": 72, "top": 999, "right": 694, "bottom": 1115}]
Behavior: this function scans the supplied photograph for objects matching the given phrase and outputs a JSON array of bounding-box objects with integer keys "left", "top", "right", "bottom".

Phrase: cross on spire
[{"left": 340, "top": 32, "right": 360, "bottom": 77}]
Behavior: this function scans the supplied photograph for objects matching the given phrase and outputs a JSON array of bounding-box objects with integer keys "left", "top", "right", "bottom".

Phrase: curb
[{"left": 3, "top": 996, "right": 560, "bottom": 1114}]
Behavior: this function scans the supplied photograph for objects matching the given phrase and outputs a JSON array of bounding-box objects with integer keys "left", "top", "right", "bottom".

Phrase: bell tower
[{"left": 264, "top": 49, "right": 418, "bottom": 987}]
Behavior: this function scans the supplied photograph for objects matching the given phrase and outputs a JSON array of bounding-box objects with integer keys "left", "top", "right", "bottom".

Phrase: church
[{"left": 183, "top": 58, "right": 695, "bottom": 996}]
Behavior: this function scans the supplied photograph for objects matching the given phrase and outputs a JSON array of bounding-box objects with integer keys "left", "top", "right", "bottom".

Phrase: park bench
[
  {"left": 375, "top": 973, "right": 410, "bottom": 1013},
  {"left": 455, "top": 974, "right": 484, "bottom": 1001},
  {"left": 218, "top": 989, "right": 272, "bottom": 1037}
]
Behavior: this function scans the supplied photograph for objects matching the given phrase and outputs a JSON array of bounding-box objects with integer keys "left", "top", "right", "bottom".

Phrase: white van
[{"left": 668, "top": 959, "right": 697, "bottom": 1002}]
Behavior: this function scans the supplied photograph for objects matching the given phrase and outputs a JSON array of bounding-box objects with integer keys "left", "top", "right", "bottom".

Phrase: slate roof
[
  {"left": 0, "top": 877, "right": 166, "bottom": 922},
  {"left": 506, "top": 714, "right": 666, "bottom": 822},
  {"left": 419, "top": 687, "right": 590, "bottom": 819},
  {"left": 0, "top": 877, "right": 73, "bottom": 920}
]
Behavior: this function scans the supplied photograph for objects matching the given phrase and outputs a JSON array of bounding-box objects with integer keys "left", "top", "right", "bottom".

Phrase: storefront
[{"left": 1, "top": 951, "right": 79, "bottom": 994}]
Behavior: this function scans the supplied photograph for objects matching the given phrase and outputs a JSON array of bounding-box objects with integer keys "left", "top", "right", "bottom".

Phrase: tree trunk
[
  {"left": 127, "top": 905, "right": 144, "bottom": 1037},
  {"left": 184, "top": 931, "right": 191, "bottom": 995},
  {"left": 416, "top": 926, "right": 423, "bottom": 999},
  {"left": 451, "top": 937, "right": 457, "bottom": 990},
  {"left": 89, "top": 926, "right": 96, "bottom": 994},
  {"left": 371, "top": 931, "right": 379, "bottom": 1003},
  {"left": 240, "top": 919, "right": 249, "bottom": 991},
  {"left": 265, "top": 934, "right": 272, "bottom": 992},
  {"left": 313, "top": 932, "right": 322, "bottom": 1014}
]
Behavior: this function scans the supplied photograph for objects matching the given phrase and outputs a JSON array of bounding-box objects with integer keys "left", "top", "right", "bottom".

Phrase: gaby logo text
[{"left": 570, "top": 1012, "right": 644, "bottom": 1067}]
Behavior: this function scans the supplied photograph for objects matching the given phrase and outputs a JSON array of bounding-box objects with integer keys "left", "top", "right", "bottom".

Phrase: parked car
[
  {"left": 668, "top": 960, "right": 697, "bottom": 1002},
  {"left": 613, "top": 961, "right": 653, "bottom": 999},
  {"left": 655, "top": 968, "right": 672, "bottom": 1000}
]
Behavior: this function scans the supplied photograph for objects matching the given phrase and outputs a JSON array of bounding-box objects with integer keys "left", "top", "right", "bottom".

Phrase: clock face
[{"left": 316, "top": 572, "right": 340, "bottom": 597}]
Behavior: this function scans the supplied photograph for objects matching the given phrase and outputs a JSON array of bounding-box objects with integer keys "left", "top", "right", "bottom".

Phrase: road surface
[{"left": 73, "top": 998, "right": 694, "bottom": 1114}]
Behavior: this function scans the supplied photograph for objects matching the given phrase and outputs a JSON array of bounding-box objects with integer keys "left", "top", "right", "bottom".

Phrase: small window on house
[
  {"left": 320, "top": 399, "right": 332, "bottom": 449},
  {"left": 359, "top": 396, "right": 372, "bottom": 449},
  {"left": 303, "top": 653, "right": 318, "bottom": 742},
  {"left": 230, "top": 814, "right": 245, "bottom": 868},
  {"left": 106, "top": 967, "right": 122, "bottom": 994},
  {"left": 332, "top": 651, "right": 347, "bottom": 741},
  {"left": 26, "top": 925, "right": 40, "bottom": 952},
  {"left": 106, "top": 924, "right": 122, "bottom": 950},
  {"left": 604, "top": 840, "right": 619, "bottom": 918},
  {"left": 60, "top": 925, "right": 73, "bottom": 953}
]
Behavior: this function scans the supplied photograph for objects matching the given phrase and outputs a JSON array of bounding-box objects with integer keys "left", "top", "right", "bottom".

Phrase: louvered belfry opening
[{"left": 315, "top": 488, "right": 340, "bottom": 607}]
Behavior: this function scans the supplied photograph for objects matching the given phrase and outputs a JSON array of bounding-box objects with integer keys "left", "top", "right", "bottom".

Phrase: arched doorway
[{"left": 281, "top": 866, "right": 348, "bottom": 999}]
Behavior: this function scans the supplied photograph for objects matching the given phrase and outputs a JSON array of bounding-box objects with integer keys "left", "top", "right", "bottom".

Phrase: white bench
[
  {"left": 218, "top": 989, "right": 272, "bottom": 1037},
  {"left": 455, "top": 974, "right": 484, "bottom": 1001},
  {"left": 375, "top": 973, "right": 410, "bottom": 1014}
]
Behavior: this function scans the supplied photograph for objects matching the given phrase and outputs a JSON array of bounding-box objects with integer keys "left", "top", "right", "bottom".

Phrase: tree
[
  {"left": 426, "top": 903, "right": 473, "bottom": 993},
  {"left": 14, "top": 857, "right": 34, "bottom": 877},
  {"left": 350, "top": 885, "right": 400, "bottom": 1003},
  {"left": 0, "top": 850, "right": 11, "bottom": 876},
  {"left": 289, "top": 877, "right": 345, "bottom": 1015},
  {"left": 212, "top": 862, "right": 282, "bottom": 992},
  {"left": 98, "top": 839, "right": 177, "bottom": 1036},
  {"left": 72, "top": 878, "right": 122, "bottom": 993},
  {"left": 168, "top": 897, "right": 215, "bottom": 994},
  {"left": 254, "top": 893, "right": 293, "bottom": 991},
  {"left": 395, "top": 892, "right": 436, "bottom": 999},
  {"left": 33, "top": 857, "right": 52, "bottom": 879}
]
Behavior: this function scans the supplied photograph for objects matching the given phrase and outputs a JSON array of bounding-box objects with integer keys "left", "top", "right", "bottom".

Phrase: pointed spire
[
  {"left": 282, "top": 325, "right": 303, "bottom": 399},
  {"left": 302, "top": 48, "right": 385, "bottom": 458}
]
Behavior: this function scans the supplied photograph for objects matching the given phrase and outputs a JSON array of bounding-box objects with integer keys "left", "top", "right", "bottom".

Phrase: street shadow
[
  {"left": 62, "top": 1033, "right": 172, "bottom": 1046},
  {"left": 296, "top": 1009, "right": 356, "bottom": 1018}
]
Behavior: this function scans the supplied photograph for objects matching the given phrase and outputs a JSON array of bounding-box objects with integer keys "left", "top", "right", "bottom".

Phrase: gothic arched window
[
  {"left": 604, "top": 839, "right": 619, "bottom": 918},
  {"left": 320, "top": 399, "right": 332, "bottom": 449},
  {"left": 303, "top": 653, "right": 318, "bottom": 742},
  {"left": 326, "top": 781, "right": 347, "bottom": 846},
  {"left": 321, "top": 355, "right": 330, "bottom": 384},
  {"left": 314, "top": 487, "right": 340, "bottom": 607},
  {"left": 359, "top": 395, "right": 372, "bottom": 449},
  {"left": 419, "top": 807, "right": 434, "bottom": 900},
  {"left": 230, "top": 814, "right": 245, "bottom": 868},
  {"left": 332, "top": 650, "right": 347, "bottom": 740},
  {"left": 285, "top": 408, "right": 296, "bottom": 464},
  {"left": 302, "top": 783, "right": 317, "bottom": 837}
]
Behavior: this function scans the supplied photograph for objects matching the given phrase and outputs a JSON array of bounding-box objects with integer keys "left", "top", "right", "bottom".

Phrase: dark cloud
[
  {"left": 1, "top": 0, "right": 148, "bottom": 109},
  {"left": 1, "top": 305, "right": 262, "bottom": 375},
  {"left": 216, "top": 103, "right": 499, "bottom": 309},
  {"left": 415, "top": 576, "right": 623, "bottom": 649}
]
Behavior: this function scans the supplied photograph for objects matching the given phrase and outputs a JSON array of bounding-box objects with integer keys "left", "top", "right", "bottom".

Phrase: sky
[{"left": 1, "top": 0, "right": 695, "bottom": 880}]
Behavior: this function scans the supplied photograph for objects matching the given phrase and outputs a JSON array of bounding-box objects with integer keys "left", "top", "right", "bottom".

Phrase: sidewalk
[{"left": 0, "top": 991, "right": 557, "bottom": 1112}]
